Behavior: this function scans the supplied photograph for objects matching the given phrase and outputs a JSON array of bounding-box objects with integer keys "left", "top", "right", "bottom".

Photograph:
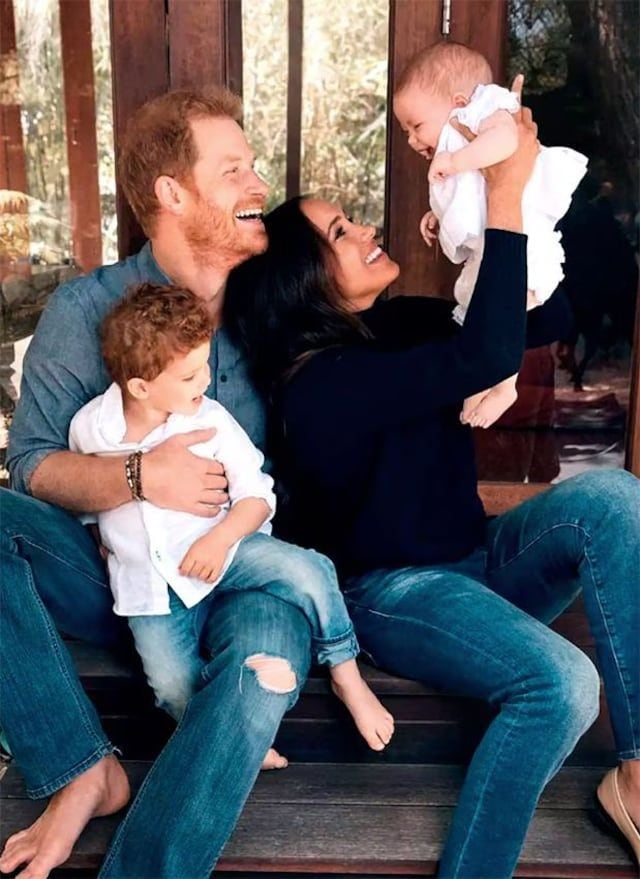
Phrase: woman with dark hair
[{"left": 225, "top": 109, "right": 640, "bottom": 877}]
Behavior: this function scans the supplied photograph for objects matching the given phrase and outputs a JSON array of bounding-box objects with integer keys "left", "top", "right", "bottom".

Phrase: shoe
[{"left": 596, "top": 767, "right": 640, "bottom": 866}]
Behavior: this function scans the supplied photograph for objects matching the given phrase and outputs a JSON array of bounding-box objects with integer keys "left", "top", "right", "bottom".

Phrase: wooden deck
[{"left": 0, "top": 602, "right": 636, "bottom": 878}]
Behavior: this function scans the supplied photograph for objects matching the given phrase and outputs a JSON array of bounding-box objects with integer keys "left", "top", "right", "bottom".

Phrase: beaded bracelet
[{"left": 125, "top": 450, "right": 146, "bottom": 501}]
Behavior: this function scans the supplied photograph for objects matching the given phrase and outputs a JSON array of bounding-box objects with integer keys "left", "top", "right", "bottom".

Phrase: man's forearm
[{"left": 30, "top": 450, "right": 130, "bottom": 513}]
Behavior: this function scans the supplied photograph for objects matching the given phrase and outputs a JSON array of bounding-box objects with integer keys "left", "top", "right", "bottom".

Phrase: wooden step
[
  {"left": 1, "top": 763, "right": 635, "bottom": 878},
  {"left": 68, "top": 640, "right": 617, "bottom": 767}
]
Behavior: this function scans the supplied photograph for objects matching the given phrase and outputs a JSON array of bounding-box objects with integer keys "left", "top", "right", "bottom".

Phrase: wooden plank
[
  {"left": 285, "top": 0, "right": 303, "bottom": 200},
  {"left": 1, "top": 799, "right": 633, "bottom": 875},
  {"left": 109, "top": 0, "right": 168, "bottom": 258},
  {"left": 448, "top": 0, "right": 508, "bottom": 85},
  {"left": 624, "top": 283, "right": 640, "bottom": 476},
  {"left": 384, "top": 0, "right": 443, "bottom": 299},
  {"left": 59, "top": 0, "right": 102, "bottom": 272},
  {"left": 479, "top": 481, "right": 549, "bottom": 516},
  {"left": 226, "top": 0, "right": 243, "bottom": 98},
  {"left": 167, "top": 0, "right": 226, "bottom": 90},
  {"left": 0, "top": 0, "right": 29, "bottom": 279},
  {"left": 0, "top": 0, "right": 26, "bottom": 191},
  {"left": 0, "top": 762, "right": 615, "bottom": 810}
]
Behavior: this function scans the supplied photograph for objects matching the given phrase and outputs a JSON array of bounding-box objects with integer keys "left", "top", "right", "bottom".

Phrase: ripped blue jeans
[{"left": 128, "top": 532, "right": 358, "bottom": 720}]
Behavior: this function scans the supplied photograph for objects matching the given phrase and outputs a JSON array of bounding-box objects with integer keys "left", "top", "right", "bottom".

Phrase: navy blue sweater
[{"left": 279, "top": 230, "right": 565, "bottom": 576}]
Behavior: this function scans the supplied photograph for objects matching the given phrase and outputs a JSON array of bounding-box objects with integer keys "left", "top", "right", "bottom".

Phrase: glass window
[{"left": 473, "top": 0, "right": 638, "bottom": 483}]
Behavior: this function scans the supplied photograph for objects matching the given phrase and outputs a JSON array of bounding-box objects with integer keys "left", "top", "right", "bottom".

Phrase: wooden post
[
  {"left": 385, "top": 0, "right": 450, "bottom": 298},
  {"left": 110, "top": 0, "right": 241, "bottom": 259},
  {"left": 109, "top": 0, "right": 169, "bottom": 258},
  {"left": 285, "top": 0, "right": 303, "bottom": 200},
  {"left": 385, "top": 0, "right": 507, "bottom": 298},
  {"left": 0, "top": 0, "right": 29, "bottom": 280},
  {"left": 59, "top": 0, "right": 102, "bottom": 271}
]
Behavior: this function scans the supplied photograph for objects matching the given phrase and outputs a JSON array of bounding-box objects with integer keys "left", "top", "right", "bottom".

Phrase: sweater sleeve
[{"left": 286, "top": 229, "right": 527, "bottom": 442}]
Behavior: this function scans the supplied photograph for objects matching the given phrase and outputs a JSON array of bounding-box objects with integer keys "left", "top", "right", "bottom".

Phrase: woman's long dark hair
[{"left": 224, "top": 197, "right": 371, "bottom": 394}]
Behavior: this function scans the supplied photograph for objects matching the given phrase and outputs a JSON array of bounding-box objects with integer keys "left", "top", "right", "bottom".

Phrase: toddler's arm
[
  {"left": 179, "top": 406, "right": 276, "bottom": 581},
  {"left": 179, "top": 496, "right": 271, "bottom": 581},
  {"left": 429, "top": 110, "right": 518, "bottom": 183}
]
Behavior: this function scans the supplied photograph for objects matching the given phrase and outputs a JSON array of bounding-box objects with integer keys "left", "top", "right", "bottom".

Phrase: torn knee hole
[{"left": 244, "top": 653, "right": 296, "bottom": 694}]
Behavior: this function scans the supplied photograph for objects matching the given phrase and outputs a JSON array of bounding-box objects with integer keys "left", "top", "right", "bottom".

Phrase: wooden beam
[
  {"left": 385, "top": 0, "right": 450, "bottom": 298},
  {"left": 448, "top": 0, "right": 508, "bottom": 85},
  {"left": 384, "top": 0, "right": 508, "bottom": 299},
  {"left": 0, "top": 0, "right": 26, "bottom": 191},
  {"left": 167, "top": 0, "right": 226, "bottom": 90},
  {"left": 109, "top": 0, "right": 168, "bottom": 258},
  {"left": 59, "top": 0, "right": 102, "bottom": 272},
  {"left": 226, "top": 0, "right": 243, "bottom": 99},
  {"left": 625, "top": 286, "right": 640, "bottom": 476},
  {"left": 0, "top": 0, "right": 29, "bottom": 279},
  {"left": 285, "top": 0, "right": 303, "bottom": 200}
]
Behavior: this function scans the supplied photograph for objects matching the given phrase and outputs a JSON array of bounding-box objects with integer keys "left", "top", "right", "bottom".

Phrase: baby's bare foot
[
  {"left": 460, "top": 390, "right": 488, "bottom": 425},
  {"left": 261, "top": 747, "right": 288, "bottom": 771},
  {"left": 331, "top": 662, "right": 394, "bottom": 751},
  {"left": 0, "top": 755, "right": 129, "bottom": 879},
  {"left": 467, "top": 384, "right": 518, "bottom": 429}
]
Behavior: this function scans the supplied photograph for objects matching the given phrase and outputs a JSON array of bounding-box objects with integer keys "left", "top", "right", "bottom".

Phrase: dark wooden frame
[
  {"left": 59, "top": 0, "right": 102, "bottom": 272},
  {"left": 109, "top": 0, "right": 242, "bottom": 257}
]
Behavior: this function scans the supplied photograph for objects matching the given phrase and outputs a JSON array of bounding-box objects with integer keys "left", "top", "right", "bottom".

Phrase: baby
[
  {"left": 394, "top": 40, "right": 587, "bottom": 428},
  {"left": 69, "top": 283, "right": 394, "bottom": 758}
]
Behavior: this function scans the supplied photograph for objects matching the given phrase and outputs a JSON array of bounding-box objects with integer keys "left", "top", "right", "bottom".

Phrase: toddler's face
[
  {"left": 393, "top": 83, "right": 453, "bottom": 160},
  {"left": 142, "top": 341, "right": 212, "bottom": 417}
]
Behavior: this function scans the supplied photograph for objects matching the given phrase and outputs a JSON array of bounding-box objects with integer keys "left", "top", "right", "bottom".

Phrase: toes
[
  {"left": 0, "top": 841, "right": 33, "bottom": 873},
  {"left": 261, "top": 748, "right": 289, "bottom": 771},
  {"left": 15, "top": 857, "right": 52, "bottom": 879}
]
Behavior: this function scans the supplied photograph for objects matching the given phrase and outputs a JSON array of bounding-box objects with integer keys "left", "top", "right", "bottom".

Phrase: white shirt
[
  {"left": 429, "top": 83, "right": 588, "bottom": 323},
  {"left": 69, "top": 383, "right": 276, "bottom": 616}
]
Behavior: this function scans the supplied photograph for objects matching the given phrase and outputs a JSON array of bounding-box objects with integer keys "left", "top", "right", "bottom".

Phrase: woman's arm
[{"left": 285, "top": 108, "right": 539, "bottom": 444}]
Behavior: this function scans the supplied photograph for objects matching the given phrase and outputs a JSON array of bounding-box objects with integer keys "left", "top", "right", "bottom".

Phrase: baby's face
[{"left": 393, "top": 83, "right": 454, "bottom": 160}]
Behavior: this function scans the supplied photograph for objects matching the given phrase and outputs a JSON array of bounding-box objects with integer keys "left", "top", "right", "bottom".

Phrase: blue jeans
[
  {"left": 129, "top": 532, "right": 358, "bottom": 720},
  {"left": 0, "top": 488, "right": 312, "bottom": 877},
  {"left": 344, "top": 470, "right": 639, "bottom": 879}
]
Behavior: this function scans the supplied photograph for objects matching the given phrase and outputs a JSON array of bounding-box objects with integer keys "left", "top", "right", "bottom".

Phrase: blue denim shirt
[{"left": 7, "top": 242, "right": 267, "bottom": 494}]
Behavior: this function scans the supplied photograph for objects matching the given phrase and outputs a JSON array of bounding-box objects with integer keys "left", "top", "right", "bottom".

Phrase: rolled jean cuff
[
  {"left": 314, "top": 629, "right": 360, "bottom": 667},
  {"left": 619, "top": 748, "right": 640, "bottom": 762},
  {"left": 26, "top": 740, "right": 117, "bottom": 799}
]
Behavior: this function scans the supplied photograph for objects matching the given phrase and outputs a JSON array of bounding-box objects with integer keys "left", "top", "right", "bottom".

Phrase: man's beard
[{"left": 182, "top": 194, "right": 267, "bottom": 269}]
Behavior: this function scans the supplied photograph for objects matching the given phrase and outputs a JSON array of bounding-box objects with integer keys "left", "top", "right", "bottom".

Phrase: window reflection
[{"left": 475, "top": 0, "right": 638, "bottom": 483}]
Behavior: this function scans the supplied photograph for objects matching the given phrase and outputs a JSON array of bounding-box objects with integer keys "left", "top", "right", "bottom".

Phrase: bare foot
[
  {"left": 0, "top": 755, "right": 129, "bottom": 879},
  {"left": 460, "top": 390, "right": 488, "bottom": 425},
  {"left": 261, "top": 748, "right": 288, "bottom": 771},
  {"left": 330, "top": 661, "right": 394, "bottom": 751},
  {"left": 466, "top": 383, "right": 518, "bottom": 429}
]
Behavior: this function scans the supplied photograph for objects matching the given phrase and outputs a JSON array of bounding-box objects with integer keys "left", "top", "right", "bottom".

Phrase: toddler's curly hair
[{"left": 102, "top": 283, "right": 213, "bottom": 389}]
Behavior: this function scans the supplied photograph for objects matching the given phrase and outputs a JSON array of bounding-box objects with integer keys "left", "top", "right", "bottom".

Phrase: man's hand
[
  {"left": 141, "top": 428, "right": 230, "bottom": 518},
  {"left": 179, "top": 530, "right": 230, "bottom": 582},
  {"left": 428, "top": 152, "right": 458, "bottom": 184},
  {"left": 419, "top": 210, "right": 439, "bottom": 247}
]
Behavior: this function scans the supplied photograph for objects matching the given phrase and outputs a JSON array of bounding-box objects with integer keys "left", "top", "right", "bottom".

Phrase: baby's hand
[
  {"left": 179, "top": 531, "right": 230, "bottom": 583},
  {"left": 419, "top": 210, "right": 439, "bottom": 247},
  {"left": 428, "top": 151, "right": 457, "bottom": 184}
]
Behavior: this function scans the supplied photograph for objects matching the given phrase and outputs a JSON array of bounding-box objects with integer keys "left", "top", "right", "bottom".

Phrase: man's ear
[
  {"left": 127, "top": 377, "right": 149, "bottom": 401},
  {"left": 154, "top": 175, "right": 187, "bottom": 217},
  {"left": 453, "top": 92, "right": 469, "bottom": 108}
]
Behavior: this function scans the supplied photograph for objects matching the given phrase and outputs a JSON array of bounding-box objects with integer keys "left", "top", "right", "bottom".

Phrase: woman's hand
[{"left": 449, "top": 73, "right": 537, "bottom": 233}]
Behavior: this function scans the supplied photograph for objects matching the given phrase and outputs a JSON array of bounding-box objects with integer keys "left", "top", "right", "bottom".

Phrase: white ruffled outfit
[{"left": 428, "top": 83, "right": 588, "bottom": 324}]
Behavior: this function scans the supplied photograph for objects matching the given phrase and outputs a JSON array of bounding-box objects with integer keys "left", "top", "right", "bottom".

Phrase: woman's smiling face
[{"left": 300, "top": 199, "right": 400, "bottom": 312}]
